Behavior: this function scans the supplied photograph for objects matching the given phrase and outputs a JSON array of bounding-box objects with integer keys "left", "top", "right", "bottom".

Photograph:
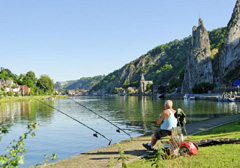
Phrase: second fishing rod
[
  {"left": 69, "top": 98, "right": 132, "bottom": 138},
  {"left": 35, "top": 98, "right": 112, "bottom": 145}
]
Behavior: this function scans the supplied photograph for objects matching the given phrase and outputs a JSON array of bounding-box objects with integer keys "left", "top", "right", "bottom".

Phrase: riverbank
[
  {"left": 43, "top": 113, "right": 240, "bottom": 168},
  {"left": 165, "top": 92, "right": 240, "bottom": 101},
  {"left": 0, "top": 95, "right": 68, "bottom": 103}
]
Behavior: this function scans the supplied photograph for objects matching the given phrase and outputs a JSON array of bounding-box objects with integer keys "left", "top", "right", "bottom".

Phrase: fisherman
[{"left": 143, "top": 100, "right": 177, "bottom": 150}]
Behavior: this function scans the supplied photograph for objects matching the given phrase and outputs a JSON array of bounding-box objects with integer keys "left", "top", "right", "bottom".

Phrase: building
[
  {"left": 19, "top": 85, "right": 31, "bottom": 96},
  {"left": 0, "top": 79, "right": 6, "bottom": 89},
  {"left": 139, "top": 74, "right": 153, "bottom": 94}
]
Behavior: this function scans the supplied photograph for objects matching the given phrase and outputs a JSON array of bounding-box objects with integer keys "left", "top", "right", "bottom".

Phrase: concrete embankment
[
  {"left": 165, "top": 93, "right": 240, "bottom": 101},
  {"left": 44, "top": 114, "right": 240, "bottom": 168}
]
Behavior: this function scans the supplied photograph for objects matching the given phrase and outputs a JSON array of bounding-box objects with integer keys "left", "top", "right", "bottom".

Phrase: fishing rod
[
  {"left": 69, "top": 98, "right": 132, "bottom": 138},
  {"left": 35, "top": 98, "right": 112, "bottom": 145}
]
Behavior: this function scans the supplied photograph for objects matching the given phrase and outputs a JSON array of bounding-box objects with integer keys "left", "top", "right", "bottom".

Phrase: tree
[
  {"left": 146, "top": 83, "right": 153, "bottom": 92},
  {"left": 113, "top": 87, "right": 119, "bottom": 94},
  {"left": 37, "top": 75, "right": 54, "bottom": 93},
  {"left": 26, "top": 71, "right": 37, "bottom": 82}
]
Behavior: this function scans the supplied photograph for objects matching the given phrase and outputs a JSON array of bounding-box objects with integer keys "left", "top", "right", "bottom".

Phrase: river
[{"left": 0, "top": 96, "right": 239, "bottom": 167}]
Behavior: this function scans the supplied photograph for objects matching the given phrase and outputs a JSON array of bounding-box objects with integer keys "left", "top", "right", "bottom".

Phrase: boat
[
  {"left": 183, "top": 94, "right": 195, "bottom": 100},
  {"left": 217, "top": 92, "right": 237, "bottom": 102},
  {"left": 157, "top": 93, "right": 165, "bottom": 99}
]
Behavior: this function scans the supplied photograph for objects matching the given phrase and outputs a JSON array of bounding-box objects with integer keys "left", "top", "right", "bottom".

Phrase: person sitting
[{"left": 143, "top": 100, "right": 177, "bottom": 150}]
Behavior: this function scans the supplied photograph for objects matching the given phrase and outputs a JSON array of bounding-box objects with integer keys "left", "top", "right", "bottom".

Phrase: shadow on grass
[{"left": 193, "top": 120, "right": 240, "bottom": 136}]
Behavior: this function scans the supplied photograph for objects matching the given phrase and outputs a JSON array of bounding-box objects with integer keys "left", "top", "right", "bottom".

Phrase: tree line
[{"left": 0, "top": 67, "right": 54, "bottom": 95}]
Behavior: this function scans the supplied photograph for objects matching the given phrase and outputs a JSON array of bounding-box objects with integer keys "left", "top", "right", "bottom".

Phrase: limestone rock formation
[
  {"left": 109, "top": 53, "right": 164, "bottom": 93},
  {"left": 54, "top": 81, "right": 72, "bottom": 90},
  {"left": 182, "top": 18, "right": 213, "bottom": 93},
  {"left": 217, "top": 0, "right": 240, "bottom": 82}
]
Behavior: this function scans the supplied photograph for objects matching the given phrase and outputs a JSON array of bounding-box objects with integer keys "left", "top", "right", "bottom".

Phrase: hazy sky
[{"left": 0, "top": 0, "right": 237, "bottom": 82}]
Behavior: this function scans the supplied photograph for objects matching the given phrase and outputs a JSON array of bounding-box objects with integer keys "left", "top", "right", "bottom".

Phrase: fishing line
[
  {"left": 35, "top": 98, "right": 112, "bottom": 145},
  {"left": 69, "top": 98, "right": 132, "bottom": 138}
]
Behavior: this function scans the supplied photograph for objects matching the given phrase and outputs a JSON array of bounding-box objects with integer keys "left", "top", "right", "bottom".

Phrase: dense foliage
[
  {"left": 192, "top": 82, "right": 215, "bottom": 94},
  {"left": 90, "top": 27, "right": 226, "bottom": 93},
  {"left": 90, "top": 70, "right": 119, "bottom": 92},
  {"left": 66, "top": 75, "right": 103, "bottom": 90},
  {"left": 0, "top": 68, "right": 55, "bottom": 95}
]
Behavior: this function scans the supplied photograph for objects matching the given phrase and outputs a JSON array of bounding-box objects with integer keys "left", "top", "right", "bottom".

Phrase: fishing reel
[
  {"left": 116, "top": 129, "right": 120, "bottom": 133},
  {"left": 93, "top": 133, "right": 98, "bottom": 137}
]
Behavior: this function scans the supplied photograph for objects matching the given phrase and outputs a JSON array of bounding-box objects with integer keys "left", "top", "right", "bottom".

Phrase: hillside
[
  {"left": 90, "top": 27, "right": 226, "bottom": 93},
  {"left": 55, "top": 75, "right": 103, "bottom": 91}
]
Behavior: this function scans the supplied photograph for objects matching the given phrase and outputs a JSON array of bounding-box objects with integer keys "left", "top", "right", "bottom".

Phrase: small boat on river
[
  {"left": 217, "top": 92, "right": 237, "bottom": 102},
  {"left": 183, "top": 94, "right": 196, "bottom": 100}
]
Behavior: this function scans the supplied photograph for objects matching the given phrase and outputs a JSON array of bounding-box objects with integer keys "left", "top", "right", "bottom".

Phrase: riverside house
[
  {"left": 0, "top": 79, "right": 6, "bottom": 89},
  {"left": 0, "top": 79, "right": 31, "bottom": 96}
]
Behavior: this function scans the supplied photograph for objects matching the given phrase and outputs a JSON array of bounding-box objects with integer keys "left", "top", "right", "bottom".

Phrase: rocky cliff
[
  {"left": 182, "top": 18, "right": 213, "bottom": 93},
  {"left": 91, "top": 25, "right": 226, "bottom": 94},
  {"left": 109, "top": 54, "right": 165, "bottom": 93},
  {"left": 55, "top": 75, "right": 103, "bottom": 91},
  {"left": 216, "top": 0, "right": 240, "bottom": 82},
  {"left": 54, "top": 81, "right": 75, "bottom": 90}
]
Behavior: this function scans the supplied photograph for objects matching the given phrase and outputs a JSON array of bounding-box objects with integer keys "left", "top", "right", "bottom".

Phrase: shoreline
[
  {"left": 0, "top": 95, "right": 68, "bottom": 103},
  {"left": 43, "top": 113, "right": 240, "bottom": 168}
]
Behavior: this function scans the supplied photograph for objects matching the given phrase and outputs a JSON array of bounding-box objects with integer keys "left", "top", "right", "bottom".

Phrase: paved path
[{"left": 44, "top": 114, "right": 240, "bottom": 168}]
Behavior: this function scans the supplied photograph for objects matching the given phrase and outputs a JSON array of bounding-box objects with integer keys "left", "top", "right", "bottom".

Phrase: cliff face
[
  {"left": 182, "top": 18, "right": 213, "bottom": 93},
  {"left": 217, "top": 0, "right": 240, "bottom": 81},
  {"left": 55, "top": 75, "right": 103, "bottom": 91},
  {"left": 109, "top": 53, "right": 166, "bottom": 93},
  {"left": 54, "top": 81, "right": 75, "bottom": 90}
]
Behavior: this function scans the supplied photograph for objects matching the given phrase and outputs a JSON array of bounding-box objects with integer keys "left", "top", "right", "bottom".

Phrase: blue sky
[{"left": 0, "top": 0, "right": 237, "bottom": 82}]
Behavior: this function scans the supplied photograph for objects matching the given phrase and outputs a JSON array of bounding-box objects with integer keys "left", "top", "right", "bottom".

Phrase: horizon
[{"left": 0, "top": 0, "right": 237, "bottom": 82}]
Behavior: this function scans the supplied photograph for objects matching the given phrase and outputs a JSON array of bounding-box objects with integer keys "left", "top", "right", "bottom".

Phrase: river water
[{"left": 0, "top": 96, "right": 239, "bottom": 167}]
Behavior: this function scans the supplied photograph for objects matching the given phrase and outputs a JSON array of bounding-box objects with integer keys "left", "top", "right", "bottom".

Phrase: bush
[
  {"left": 113, "top": 87, "right": 119, "bottom": 94},
  {"left": 127, "top": 89, "right": 135, "bottom": 95},
  {"left": 192, "top": 82, "right": 214, "bottom": 94},
  {"left": 14, "top": 93, "right": 20, "bottom": 97},
  {"left": 7, "top": 91, "right": 14, "bottom": 96}
]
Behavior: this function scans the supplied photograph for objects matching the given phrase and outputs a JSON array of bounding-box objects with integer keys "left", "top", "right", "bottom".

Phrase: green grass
[
  {"left": 127, "top": 120, "right": 240, "bottom": 168},
  {"left": 0, "top": 95, "right": 68, "bottom": 103}
]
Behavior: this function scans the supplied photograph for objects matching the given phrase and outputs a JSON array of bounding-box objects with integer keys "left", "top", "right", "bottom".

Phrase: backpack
[{"left": 174, "top": 108, "right": 186, "bottom": 127}]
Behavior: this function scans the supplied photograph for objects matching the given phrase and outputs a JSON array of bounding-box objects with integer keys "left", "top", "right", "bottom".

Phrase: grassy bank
[
  {"left": 127, "top": 120, "right": 240, "bottom": 168},
  {"left": 0, "top": 95, "right": 68, "bottom": 103}
]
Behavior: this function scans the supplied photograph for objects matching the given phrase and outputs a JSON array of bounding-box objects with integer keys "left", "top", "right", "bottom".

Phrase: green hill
[{"left": 90, "top": 27, "right": 226, "bottom": 93}]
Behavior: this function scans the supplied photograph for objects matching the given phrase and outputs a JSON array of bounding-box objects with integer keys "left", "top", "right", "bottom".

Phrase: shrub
[
  {"left": 113, "top": 87, "right": 119, "bottom": 94},
  {"left": 192, "top": 82, "right": 214, "bottom": 94},
  {"left": 7, "top": 91, "right": 14, "bottom": 96},
  {"left": 14, "top": 93, "right": 20, "bottom": 97}
]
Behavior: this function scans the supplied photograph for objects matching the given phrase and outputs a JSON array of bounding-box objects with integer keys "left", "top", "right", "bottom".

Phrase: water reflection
[
  {"left": 1, "top": 97, "right": 239, "bottom": 133},
  {"left": 0, "top": 100, "right": 55, "bottom": 124},
  {"left": 1, "top": 97, "right": 240, "bottom": 168}
]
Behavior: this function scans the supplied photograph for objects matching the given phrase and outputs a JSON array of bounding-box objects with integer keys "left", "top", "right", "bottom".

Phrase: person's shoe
[{"left": 142, "top": 143, "right": 154, "bottom": 151}]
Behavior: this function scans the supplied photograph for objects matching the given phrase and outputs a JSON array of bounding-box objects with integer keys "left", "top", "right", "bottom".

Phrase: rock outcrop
[
  {"left": 55, "top": 75, "right": 103, "bottom": 91},
  {"left": 108, "top": 53, "right": 166, "bottom": 93},
  {"left": 182, "top": 18, "right": 213, "bottom": 93},
  {"left": 216, "top": 0, "right": 240, "bottom": 82},
  {"left": 54, "top": 81, "right": 72, "bottom": 90}
]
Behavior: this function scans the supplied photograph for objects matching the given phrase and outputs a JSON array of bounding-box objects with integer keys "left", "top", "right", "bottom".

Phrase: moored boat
[{"left": 183, "top": 94, "right": 195, "bottom": 100}]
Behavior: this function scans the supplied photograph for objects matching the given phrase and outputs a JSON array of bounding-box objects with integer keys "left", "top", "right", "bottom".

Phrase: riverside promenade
[{"left": 44, "top": 113, "right": 240, "bottom": 168}]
